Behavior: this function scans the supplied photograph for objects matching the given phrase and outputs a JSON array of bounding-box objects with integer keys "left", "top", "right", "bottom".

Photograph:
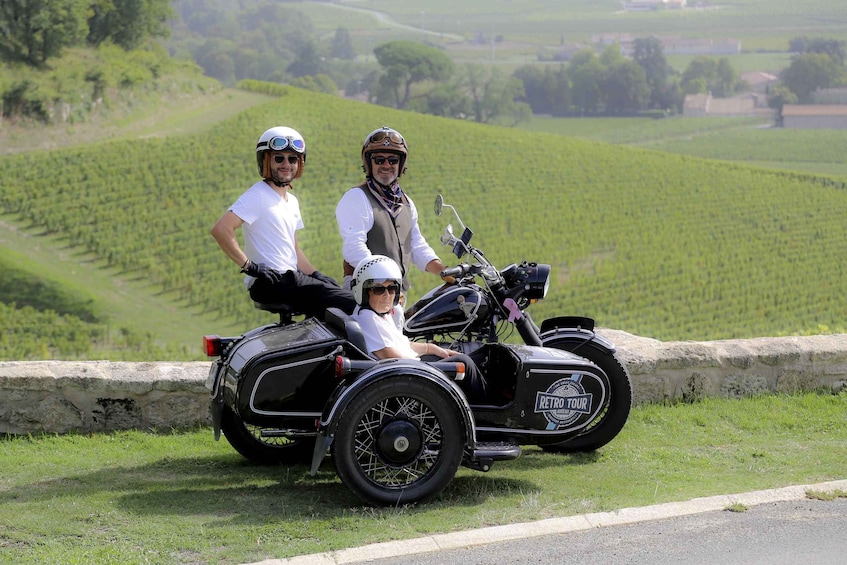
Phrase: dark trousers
[
  {"left": 421, "top": 352, "right": 488, "bottom": 404},
  {"left": 249, "top": 270, "right": 357, "bottom": 321}
]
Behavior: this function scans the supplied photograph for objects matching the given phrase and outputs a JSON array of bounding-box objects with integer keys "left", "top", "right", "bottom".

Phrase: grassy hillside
[{"left": 2, "top": 85, "right": 847, "bottom": 360}]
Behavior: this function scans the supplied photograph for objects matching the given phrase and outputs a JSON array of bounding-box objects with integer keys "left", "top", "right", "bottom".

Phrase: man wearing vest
[{"left": 335, "top": 126, "right": 449, "bottom": 310}]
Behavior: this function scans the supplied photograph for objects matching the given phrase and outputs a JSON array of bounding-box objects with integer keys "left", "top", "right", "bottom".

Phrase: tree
[
  {"left": 633, "top": 36, "right": 671, "bottom": 109},
  {"left": 780, "top": 53, "right": 847, "bottom": 103},
  {"left": 373, "top": 40, "right": 454, "bottom": 109},
  {"left": 568, "top": 49, "right": 604, "bottom": 114},
  {"left": 681, "top": 57, "right": 740, "bottom": 97},
  {"left": 0, "top": 0, "right": 89, "bottom": 66},
  {"left": 331, "top": 27, "right": 355, "bottom": 60},
  {"left": 789, "top": 36, "right": 845, "bottom": 66},
  {"left": 192, "top": 38, "right": 237, "bottom": 84},
  {"left": 514, "top": 64, "right": 570, "bottom": 116},
  {"left": 290, "top": 74, "right": 338, "bottom": 95},
  {"left": 767, "top": 85, "right": 797, "bottom": 126},
  {"left": 87, "top": 0, "right": 174, "bottom": 51},
  {"left": 715, "top": 58, "right": 740, "bottom": 97},
  {"left": 409, "top": 83, "right": 471, "bottom": 119},
  {"left": 601, "top": 59, "right": 649, "bottom": 114},
  {"left": 463, "top": 64, "right": 529, "bottom": 125},
  {"left": 286, "top": 38, "right": 326, "bottom": 78}
]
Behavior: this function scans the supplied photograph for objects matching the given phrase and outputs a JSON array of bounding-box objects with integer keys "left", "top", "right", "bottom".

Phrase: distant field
[
  {"left": 296, "top": 0, "right": 847, "bottom": 66},
  {"left": 519, "top": 115, "right": 847, "bottom": 177},
  {"left": 521, "top": 115, "right": 772, "bottom": 144}
]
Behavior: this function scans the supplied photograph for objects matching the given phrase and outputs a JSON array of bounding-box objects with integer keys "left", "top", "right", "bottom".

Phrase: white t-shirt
[
  {"left": 355, "top": 306, "right": 418, "bottom": 359},
  {"left": 335, "top": 187, "right": 438, "bottom": 273},
  {"left": 230, "top": 180, "right": 303, "bottom": 288}
]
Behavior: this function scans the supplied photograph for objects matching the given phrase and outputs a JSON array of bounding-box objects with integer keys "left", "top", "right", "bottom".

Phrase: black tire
[
  {"left": 332, "top": 376, "right": 466, "bottom": 506},
  {"left": 541, "top": 337, "right": 633, "bottom": 453},
  {"left": 220, "top": 406, "right": 313, "bottom": 465}
]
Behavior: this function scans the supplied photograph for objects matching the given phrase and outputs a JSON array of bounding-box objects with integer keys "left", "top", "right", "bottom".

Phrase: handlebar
[{"left": 440, "top": 264, "right": 469, "bottom": 279}]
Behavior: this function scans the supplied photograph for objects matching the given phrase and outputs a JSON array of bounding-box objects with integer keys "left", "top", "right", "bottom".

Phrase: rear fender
[
  {"left": 310, "top": 359, "right": 476, "bottom": 475},
  {"left": 539, "top": 316, "right": 616, "bottom": 354}
]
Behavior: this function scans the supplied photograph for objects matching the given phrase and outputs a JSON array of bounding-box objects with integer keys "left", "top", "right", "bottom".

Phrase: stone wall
[{"left": 2, "top": 331, "right": 846, "bottom": 434}]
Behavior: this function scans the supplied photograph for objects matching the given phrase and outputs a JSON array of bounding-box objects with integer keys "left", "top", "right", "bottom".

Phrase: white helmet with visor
[{"left": 256, "top": 126, "right": 306, "bottom": 179}]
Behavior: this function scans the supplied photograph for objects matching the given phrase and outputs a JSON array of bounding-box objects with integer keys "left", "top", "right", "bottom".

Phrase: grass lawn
[{"left": 1, "top": 393, "right": 845, "bottom": 564}]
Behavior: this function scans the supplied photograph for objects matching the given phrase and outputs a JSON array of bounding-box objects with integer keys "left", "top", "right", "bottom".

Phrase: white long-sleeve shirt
[{"left": 335, "top": 187, "right": 438, "bottom": 273}]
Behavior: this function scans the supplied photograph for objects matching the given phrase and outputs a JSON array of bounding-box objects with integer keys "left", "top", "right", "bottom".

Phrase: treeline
[
  {"left": 6, "top": 2, "right": 847, "bottom": 126},
  {"left": 0, "top": 0, "right": 211, "bottom": 124},
  {"left": 0, "top": 0, "right": 172, "bottom": 65},
  {"left": 164, "top": 2, "right": 846, "bottom": 120}
]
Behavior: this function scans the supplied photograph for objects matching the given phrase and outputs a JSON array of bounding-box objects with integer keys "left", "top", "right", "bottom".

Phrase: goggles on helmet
[
  {"left": 367, "top": 130, "right": 406, "bottom": 149},
  {"left": 267, "top": 136, "right": 305, "bottom": 153}
]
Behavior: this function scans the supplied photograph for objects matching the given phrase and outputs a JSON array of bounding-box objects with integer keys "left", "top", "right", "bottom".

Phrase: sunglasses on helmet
[
  {"left": 368, "top": 130, "right": 406, "bottom": 148},
  {"left": 371, "top": 156, "right": 400, "bottom": 166},
  {"left": 367, "top": 283, "right": 400, "bottom": 295},
  {"left": 273, "top": 154, "right": 300, "bottom": 164},
  {"left": 267, "top": 136, "right": 305, "bottom": 153}
]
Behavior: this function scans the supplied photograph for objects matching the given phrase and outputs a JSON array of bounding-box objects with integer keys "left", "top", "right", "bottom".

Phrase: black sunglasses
[
  {"left": 368, "top": 284, "right": 400, "bottom": 295},
  {"left": 371, "top": 156, "right": 400, "bottom": 166},
  {"left": 273, "top": 154, "right": 299, "bottom": 164}
]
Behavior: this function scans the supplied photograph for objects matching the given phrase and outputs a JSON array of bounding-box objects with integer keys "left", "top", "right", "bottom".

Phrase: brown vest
[{"left": 343, "top": 185, "right": 414, "bottom": 290}]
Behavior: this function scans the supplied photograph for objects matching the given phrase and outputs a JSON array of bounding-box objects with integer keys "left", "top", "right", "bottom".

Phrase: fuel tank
[{"left": 404, "top": 284, "right": 491, "bottom": 335}]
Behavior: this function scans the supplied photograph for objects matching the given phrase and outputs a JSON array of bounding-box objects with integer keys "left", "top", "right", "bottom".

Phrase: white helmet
[
  {"left": 352, "top": 255, "right": 402, "bottom": 307},
  {"left": 256, "top": 126, "right": 306, "bottom": 179}
]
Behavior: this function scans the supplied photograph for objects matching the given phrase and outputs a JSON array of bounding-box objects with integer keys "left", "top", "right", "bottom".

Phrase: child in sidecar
[{"left": 350, "top": 255, "right": 488, "bottom": 403}]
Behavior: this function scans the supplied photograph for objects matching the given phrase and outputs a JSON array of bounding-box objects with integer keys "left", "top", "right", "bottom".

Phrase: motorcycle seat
[
  {"left": 325, "top": 307, "right": 372, "bottom": 358},
  {"left": 253, "top": 301, "right": 302, "bottom": 324}
]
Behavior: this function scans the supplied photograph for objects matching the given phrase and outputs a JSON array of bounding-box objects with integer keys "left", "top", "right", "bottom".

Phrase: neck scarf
[{"left": 366, "top": 178, "right": 405, "bottom": 217}]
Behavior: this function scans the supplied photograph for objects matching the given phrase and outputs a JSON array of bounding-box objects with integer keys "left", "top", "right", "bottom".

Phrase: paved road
[
  {"left": 252, "top": 480, "right": 847, "bottom": 565},
  {"left": 364, "top": 497, "right": 847, "bottom": 565}
]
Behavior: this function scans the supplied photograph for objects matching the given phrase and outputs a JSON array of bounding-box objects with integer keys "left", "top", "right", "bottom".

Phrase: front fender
[
  {"left": 540, "top": 316, "right": 616, "bottom": 354},
  {"left": 310, "top": 359, "right": 476, "bottom": 475}
]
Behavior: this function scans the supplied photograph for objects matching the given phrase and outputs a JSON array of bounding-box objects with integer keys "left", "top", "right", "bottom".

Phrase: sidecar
[{"left": 204, "top": 308, "right": 614, "bottom": 506}]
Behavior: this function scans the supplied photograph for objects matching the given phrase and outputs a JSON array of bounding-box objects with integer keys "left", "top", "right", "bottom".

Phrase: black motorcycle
[{"left": 203, "top": 194, "right": 632, "bottom": 506}]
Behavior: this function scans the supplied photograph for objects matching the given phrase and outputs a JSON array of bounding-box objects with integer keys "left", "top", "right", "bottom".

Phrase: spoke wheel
[
  {"left": 220, "top": 406, "right": 313, "bottom": 465},
  {"left": 333, "top": 376, "right": 465, "bottom": 506}
]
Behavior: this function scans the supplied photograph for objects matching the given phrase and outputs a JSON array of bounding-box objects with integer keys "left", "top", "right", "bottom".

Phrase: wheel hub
[{"left": 377, "top": 419, "right": 422, "bottom": 465}]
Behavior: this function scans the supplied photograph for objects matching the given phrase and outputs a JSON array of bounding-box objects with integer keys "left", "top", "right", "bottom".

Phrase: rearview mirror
[
  {"left": 440, "top": 224, "right": 454, "bottom": 245},
  {"left": 434, "top": 194, "right": 444, "bottom": 216}
]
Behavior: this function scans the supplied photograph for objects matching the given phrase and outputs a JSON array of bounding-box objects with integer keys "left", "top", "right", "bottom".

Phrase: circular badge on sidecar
[{"left": 534, "top": 376, "right": 593, "bottom": 429}]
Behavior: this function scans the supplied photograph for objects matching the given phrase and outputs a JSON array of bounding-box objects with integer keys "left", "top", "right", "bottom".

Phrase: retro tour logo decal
[{"left": 535, "top": 374, "right": 593, "bottom": 430}]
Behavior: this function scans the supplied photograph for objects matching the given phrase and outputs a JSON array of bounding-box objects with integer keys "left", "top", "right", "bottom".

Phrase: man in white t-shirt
[{"left": 211, "top": 126, "right": 355, "bottom": 321}]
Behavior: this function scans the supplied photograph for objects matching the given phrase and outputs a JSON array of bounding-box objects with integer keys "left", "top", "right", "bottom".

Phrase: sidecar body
[{"left": 205, "top": 308, "right": 613, "bottom": 506}]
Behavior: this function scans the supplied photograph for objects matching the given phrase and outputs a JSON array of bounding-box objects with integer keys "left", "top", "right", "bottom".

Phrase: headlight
[{"left": 513, "top": 262, "right": 550, "bottom": 301}]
